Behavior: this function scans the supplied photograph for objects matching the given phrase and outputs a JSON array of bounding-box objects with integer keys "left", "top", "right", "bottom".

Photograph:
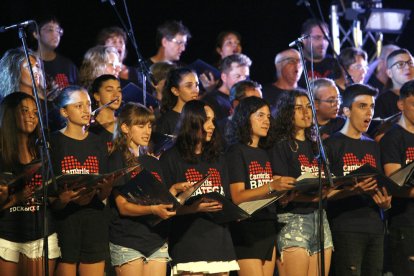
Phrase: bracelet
[{"left": 267, "top": 182, "right": 274, "bottom": 194}]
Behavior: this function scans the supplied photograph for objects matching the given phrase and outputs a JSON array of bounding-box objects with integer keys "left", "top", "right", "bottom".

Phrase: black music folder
[{"left": 389, "top": 161, "right": 414, "bottom": 187}]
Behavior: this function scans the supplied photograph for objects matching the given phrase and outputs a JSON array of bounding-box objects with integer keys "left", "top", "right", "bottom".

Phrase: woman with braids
[
  {"left": 225, "top": 96, "right": 294, "bottom": 276},
  {"left": 88, "top": 74, "right": 123, "bottom": 150},
  {"left": 155, "top": 68, "right": 199, "bottom": 135},
  {"left": 108, "top": 102, "right": 190, "bottom": 276},
  {"left": 160, "top": 100, "right": 238, "bottom": 275},
  {"left": 0, "top": 92, "right": 60, "bottom": 276},
  {"left": 0, "top": 48, "right": 45, "bottom": 100},
  {"left": 268, "top": 90, "right": 333, "bottom": 276}
]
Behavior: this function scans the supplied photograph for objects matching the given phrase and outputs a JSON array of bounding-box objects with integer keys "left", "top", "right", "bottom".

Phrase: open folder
[
  {"left": 293, "top": 163, "right": 399, "bottom": 194},
  {"left": 1, "top": 160, "right": 43, "bottom": 194},
  {"left": 389, "top": 161, "right": 414, "bottom": 187},
  {"left": 43, "top": 164, "right": 142, "bottom": 196},
  {"left": 185, "top": 190, "right": 285, "bottom": 224},
  {"left": 117, "top": 170, "right": 211, "bottom": 225}
]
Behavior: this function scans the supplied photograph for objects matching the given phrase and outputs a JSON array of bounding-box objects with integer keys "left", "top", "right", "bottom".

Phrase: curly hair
[
  {"left": 160, "top": 67, "right": 195, "bottom": 114},
  {"left": 271, "top": 89, "right": 315, "bottom": 146},
  {"left": 0, "top": 92, "right": 39, "bottom": 170},
  {"left": 0, "top": 48, "right": 42, "bottom": 98},
  {"left": 110, "top": 102, "right": 155, "bottom": 167},
  {"left": 175, "top": 100, "right": 221, "bottom": 163},
  {"left": 226, "top": 96, "right": 271, "bottom": 148},
  {"left": 79, "top": 45, "right": 119, "bottom": 90}
]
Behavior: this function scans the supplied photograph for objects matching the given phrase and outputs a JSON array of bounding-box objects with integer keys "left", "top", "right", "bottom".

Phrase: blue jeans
[
  {"left": 331, "top": 232, "right": 383, "bottom": 276},
  {"left": 109, "top": 242, "right": 171, "bottom": 267}
]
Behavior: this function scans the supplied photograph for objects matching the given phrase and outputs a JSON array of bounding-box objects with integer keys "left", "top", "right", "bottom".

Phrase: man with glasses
[
  {"left": 32, "top": 16, "right": 78, "bottom": 89},
  {"left": 335, "top": 47, "right": 368, "bottom": 96},
  {"left": 312, "top": 78, "right": 345, "bottom": 139},
  {"left": 375, "top": 48, "right": 414, "bottom": 119},
  {"left": 298, "top": 18, "right": 341, "bottom": 88},
  {"left": 147, "top": 20, "right": 191, "bottom": 66},
  {"left": 262, "top": 49, "right": 303, "bottom": 111}
]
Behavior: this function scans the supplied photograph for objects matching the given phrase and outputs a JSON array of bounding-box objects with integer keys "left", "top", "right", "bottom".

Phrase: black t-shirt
[
  {"left": 226, "top": 143, "right": 275, "bottom": 220},
  {"left": 262, "top": 84, "right": 289, "bottom": 113},
  {"left": 108, "top": 150, "right": 169, "bottom": 256},
  {"left": 202, "top": 89, "right": 232, "bottom": 122},
  {"left": 44, "top": 53, "right": 78, "bottom": 89},
  {"left": 155, "top": 110, "right": 180, "bottom": 135},
  {"left": 298, "top": 56, "right": 341, "bottom": 88},
  {"left": 374, "top": 89, "right": 400, "bottom": 119},
  {"left": 380, "top": 124, "right": 414, "bottom": 227},
  {"left": 88, "top": 121, "right": 114, "bottom": 152},
  {"left": 319, "top": 116, "right": 346, "bottom": 140},
  {"left": 325, "top": 132, "right": 384, "bottom": 234},
  {"left": 269, "top": 138, "right": 320, "bottom": 214},
  {"left": 0, "top": 163, "right": 55, "bottom": 242},
  {"left": 49, "top": 131, "right": 109, "bottom": 217},
  {"left": 160, "top": 146, "right": 236, "bottom": 265}
]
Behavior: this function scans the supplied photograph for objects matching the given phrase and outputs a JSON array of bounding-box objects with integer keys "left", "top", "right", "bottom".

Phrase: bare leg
[
  {"left": 56, "top": 262, "right": 77, "bottom": 276},
  {"left": 277, "top": 247, "right": 310, "bottom": 276},
  {"left": 115, "top": 258, "right": 144, "bottom": 276},
  {"left": 78, "top": 261, "right": 105, "bottom": 276},
  {"left": 142, "top": 259, "right": 167, "bottom": 276},
  {"left": 20, "top": 254, "right": 57, "bottom": 276},
  {"left": 237, "top": 259, "right": 265, "bottom": 276},
  {"left": 0, "top": 257, "right": 18, "bottom": 276},
  {"left": 308, "top": 248, "right": 332, "bottom": 276},
  {"left": 262, "top": 247, "right": 276, "bottom": 276}
]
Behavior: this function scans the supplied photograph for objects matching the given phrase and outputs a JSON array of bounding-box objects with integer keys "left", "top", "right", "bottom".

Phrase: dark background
[{"left": 1, "top": 0, "right": 413, "bottom": 85}]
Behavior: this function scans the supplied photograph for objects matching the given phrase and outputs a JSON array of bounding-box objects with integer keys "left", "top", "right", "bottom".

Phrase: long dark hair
[
  {"left": 110, "top": 102, "right": 155, "bottom": 167},
  {"left": 160, "top": 67, "right": 195, "bottom": 114},
  {"left": 226, "top": 96, "right": 272, "bottom": 148},
  {"left": 175, "top": 100, "right": 221, "bottom": 163},
  {"left": 89, "top": 74, "right": 120, "bottom": 110},
  {"left": 0, "top": 92, "right": 39, "bottom": 170},
  {"left": 271, "top": 90, "right": 315, "bottom": 146}
]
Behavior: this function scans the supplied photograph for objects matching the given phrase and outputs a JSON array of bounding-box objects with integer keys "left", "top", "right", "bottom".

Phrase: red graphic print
[
  {"left": 406, "top": 147, "right": 414, "bottom": 163},
  {"left": 185, "top": 168, "right": 222, "bottom": 187},
  {"left": 61, "top": 156, "right": 99, "bottom": 174},
  {"left": 343, "top": 153, "right": 377, "bottom": 167},
  {"left": 248, "top": 161, "right": 272, "bottom": 178}
]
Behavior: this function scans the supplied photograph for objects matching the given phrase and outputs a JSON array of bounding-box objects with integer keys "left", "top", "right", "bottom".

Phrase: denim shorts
[
  {"left": 277, "top": 210, "right": 333, "bottom": 256},
  {"left": 109, "top": 242, "right": 171, "bottom": 267}
]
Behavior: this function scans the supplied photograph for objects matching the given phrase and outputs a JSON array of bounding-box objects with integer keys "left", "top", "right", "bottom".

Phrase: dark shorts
[
  {"left": 230, "top": 220, "right": 277, "bottom": 260},
  {"left": 56, "top": 208, "right": 109, "bottom": 263}
]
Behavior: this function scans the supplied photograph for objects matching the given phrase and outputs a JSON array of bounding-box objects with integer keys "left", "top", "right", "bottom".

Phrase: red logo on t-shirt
[
  {"left": 185, "top": 168, "right": 224, "bottom": 195},
  {"left": 298, "top": 154, "right": 320, "bottom": 176},
  {"left": 342, "top": 153, "right": 376, "bottom": 175},
  {"left": 406, "top": 147, "right": 414, "bottom": 164},
  {"left": 248, "top": 161, "right": 272, "bottom": 189},
  {"left": 60, "top": 156, "right": 99, "bottom": 174},
  {"left": 54, "top": 74, "right": 70, "bottom": 89}
]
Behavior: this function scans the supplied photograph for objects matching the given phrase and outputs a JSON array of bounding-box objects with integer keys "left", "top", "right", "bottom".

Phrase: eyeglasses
[
  {"left": 316, "top": 98, "right": 341, "bottom": 107},
  {"left": 389, "top": 59, "right": 414, "bottom": 70},
  {"left": 41, "top": 27, "right": 64, "bottom": 36},
  {"left": 23, "top": 62, "right": 41, "bottom": 74},
  {"left": 223, "top": 40, "right": 240, "bottom": 47},
  {"left": 309, "top": 35, "right": 328, "bottom": 42},
  {"left": 169, "top": 38, "right": 187, "bottom": 47},
  {"left": 349, "top": 64, "right": 368, "bottom": 71},
  {"left": 277, "top": 57, "right": 301, "bottom": 65},
  {"left": 107, "top": 61, "right": 122, "bottom": 68}
]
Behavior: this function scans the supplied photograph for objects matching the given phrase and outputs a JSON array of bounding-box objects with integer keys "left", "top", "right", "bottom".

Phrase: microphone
[
  {"left": 289, "top": 34, "right": 310, "bottom": 47},
  {"left": 0, "top": 20, "right": 35, "bottom": 33},
  {"left": 91, "top": 97, "right": 120, "bottom": 116}
]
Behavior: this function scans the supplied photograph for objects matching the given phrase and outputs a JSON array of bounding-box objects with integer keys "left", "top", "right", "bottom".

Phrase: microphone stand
[
  {"left": 104, "top": 0, "right": 154, "bottom": 106},
  {"left": 292, "top": 39, "right": 335, "bottom": 276},
  {"left": 17, "top": 25, "right": 57, "bottom": 276}
]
